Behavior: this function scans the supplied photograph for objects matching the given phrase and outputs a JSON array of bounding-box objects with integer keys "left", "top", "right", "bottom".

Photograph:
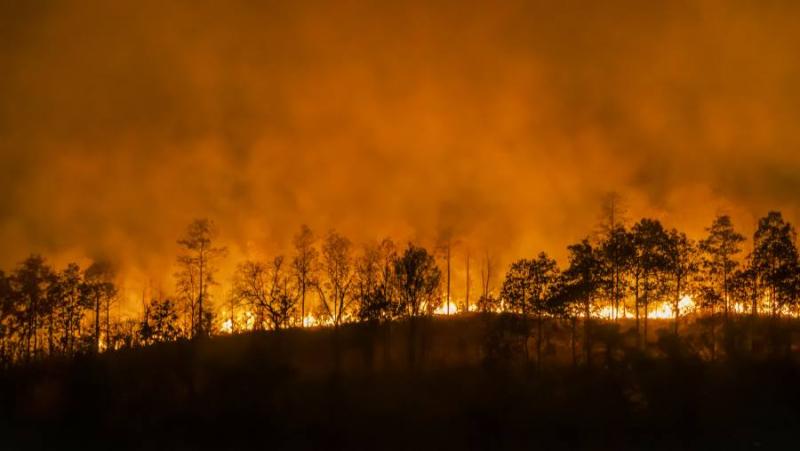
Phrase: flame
[
  {"left": 303, "top": 313, "right": 321, "bottom": 327},
  {"left": 219, "top": 309, "right": 256, "bottom": 333},
  {"left": 596, "top": 295, "right": 696, "bottom": 320},
  {"left": 220, "top": 318, "right": 233, "bottom": 333},
  {"left": 434, "top": 301, "right": 459, "bottom": 315}
]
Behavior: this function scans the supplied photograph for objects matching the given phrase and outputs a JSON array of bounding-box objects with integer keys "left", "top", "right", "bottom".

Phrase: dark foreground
[{"left": 2, "top": 315, "right": 800, "bottom": 450}]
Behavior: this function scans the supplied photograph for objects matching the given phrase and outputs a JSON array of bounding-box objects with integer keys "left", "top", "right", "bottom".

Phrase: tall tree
[
  {"left": 139, "top": 298, "right": 181, "bottom": 344},
  {"left": 176, "top": 219, "right": 227, "bottom": 338},
  {"left": 752, "top": 211, "right": 798, "bottom": 316},
  {"left": 665, "top": 229, "right": 699, "bottom": 335},
  {"left": 57, "top": 263, "right": 86, "bottom": 354},
  {"left": 0, "top": 271, "right": 15, "bottom": 364},
  {"left": 477, "top": 249, "right": 498, "bottom": 312},
  {"left": 355, "top": 242, "right": 390, "bottom": 322},
  {"left": 233, "top": 257, "right": 297, "bottom": 330},
  {"left": 82, "top": 261, "right": 117, "bottom": 352},
  {"left": 699, "top": 215, "right": 745, "bottom": 321},
  {"left": 500, "top": 252, "right": 559, "bottom": 363},
  {"left": 631, "top": 218, "right": 670, "bottom": 346},
  {"left": 598, "top": 193, "right": 631, "bottom": 321},
  {"left": 12, "top": 255, "right": 52, "bottom": 360},
  {"left": 394, "top": 244, "right": 442, "bottom": 317},
  {"left": 315, "top": 231, "right": 355, "bottom": 327},
  {"left": 292, "top": 224, "right": 319, "bottom": 325},
  {"left": 561, "top": 239, "right": 603, "bottom": 365}
]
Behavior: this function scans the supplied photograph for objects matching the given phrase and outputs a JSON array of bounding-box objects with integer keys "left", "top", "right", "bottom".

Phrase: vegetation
[
  {"left": 3, "top": 208, "right": 800, "bottom": 448},
  {"left": 3, "top": 209, "right": 800, "bottom": 367}
]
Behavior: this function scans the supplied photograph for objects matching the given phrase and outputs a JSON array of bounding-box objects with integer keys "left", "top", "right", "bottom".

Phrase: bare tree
[
  {"left": 292, "top": 225, "right": 319, "bottom": 325},
  {"left": 83, "top": 261, "right": 117, "bottom": 352},
  {"left": 233, "top": 256, "right": 296, "bottom": 330},
  {"left": 176, "top": 219, "right": 227, "bottom": 338},
  {"left": 315, "top": 231, "right": 354, "bottom": 327}
]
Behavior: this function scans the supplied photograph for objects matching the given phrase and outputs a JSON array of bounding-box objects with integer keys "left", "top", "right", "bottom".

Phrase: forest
[
  {"left": 3, "top": 207, "right": 800, "bottom": 449},
  {"left": 1, "top": 205, "right": 800, "bottom": 366}
]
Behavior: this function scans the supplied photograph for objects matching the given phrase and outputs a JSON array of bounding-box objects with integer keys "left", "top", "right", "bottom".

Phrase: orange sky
[{"left": 2, "top": 0, "right": 800, "bottom": 314}]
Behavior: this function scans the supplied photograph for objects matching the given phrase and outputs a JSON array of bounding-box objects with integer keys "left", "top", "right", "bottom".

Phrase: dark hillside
[{"left": 2, "top": 315, "right": 800, "bottom": 450}]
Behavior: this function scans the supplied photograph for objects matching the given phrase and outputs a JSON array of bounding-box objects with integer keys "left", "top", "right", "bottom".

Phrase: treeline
[{"left": 1, "top": 206, "right": 799, "bottom": 367}]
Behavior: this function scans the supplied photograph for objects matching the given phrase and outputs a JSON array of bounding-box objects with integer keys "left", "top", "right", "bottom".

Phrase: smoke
[{"left": 2, "top": 0, "right": 800, "bottom": 312}]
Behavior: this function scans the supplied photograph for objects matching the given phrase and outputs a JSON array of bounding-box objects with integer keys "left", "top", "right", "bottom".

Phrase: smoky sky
[{"left": 2, "top": 0, "right": 800, "bottom": 311}]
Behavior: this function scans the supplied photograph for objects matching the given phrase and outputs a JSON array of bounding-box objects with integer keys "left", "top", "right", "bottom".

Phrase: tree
[
  {"left": 500, "top": 252, "right": 559, "bottom": 363},
  {"left": 464, "top": 248, "right": 471, "bottom": 313},
  {"left": 394, "top": 243, "right": 441, "bottom": 367},
  {"left": 139, "top": 298, "right": 180, "bottom": 344},
  {"left": 355, "top": 242, "right": 391, "bottom": 322},
  {"left": 561, "top": 239, "right": 603, "bottom": 365},
  {"left": 0, "top": 271, "right": 14, "bottom": 364},
  {"left": 315, "top": 231, "right": 355, "bottom": 327},
  {"left": 664, "top": 229, "right": 699, "bottom": 335},
  {"left": 82, "top": 261, "right": 117, "bottom": 352},
  {"left": 12, "top": 255, "right": 53, "bottom": 360},
  {"left": 176, "top": 219, "right": 227, "bottom": 338},
  {"left": 479, "top": 249, "right": 495, "bottom": 305},
  {"left": 292, "top": 224, "right": 319, "bottom": 325},
  {"left": 752, "top": 211, "right": 798, "bottom": 316},
  {"left": 233, "top": 257, "right": 297, "bottom": 331},
  {"left": 631, "top": 218, "right": 670, "bottom": 346},
  {"left": 394, "top": 244, "right": 442, "bottom": 317},
  {"left": 56, "top": 263, "right": 87, "bottom": 354},
  {"left": 699, "top": 215, "right": 745, "bottom": 321},
  {"left": 598, "top": 193, "right": 632, "bottom": 321},
  {"left": 599, "top": 225, "right": 634, "bottom": 321}
]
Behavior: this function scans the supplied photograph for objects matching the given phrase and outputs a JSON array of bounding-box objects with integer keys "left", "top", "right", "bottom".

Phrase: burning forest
[{"left": 4, "top": 1, "right": 800, "bottom": 449}]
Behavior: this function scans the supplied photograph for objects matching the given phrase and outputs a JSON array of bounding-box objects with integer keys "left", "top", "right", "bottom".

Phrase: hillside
[{"left": 2, "top": 314, "right": 800, "bottom": 450}]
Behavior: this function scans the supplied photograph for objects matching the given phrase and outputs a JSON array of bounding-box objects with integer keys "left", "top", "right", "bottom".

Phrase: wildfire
[
  {"left": 434, "top": 301, "right": 459, "bottom": 315},
  {"left": 219, "top": 309, "right": 256, "bottom": 334},
  {"left": 303, "top": 313, "right": 322, "bottom": 328},
  {"left": 596, "top": 295, "right": 696, "bottom": 320}
]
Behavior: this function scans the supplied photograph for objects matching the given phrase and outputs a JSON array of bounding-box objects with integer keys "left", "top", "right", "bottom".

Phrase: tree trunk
[
  {"left": 570, "top": 316, "right": 577, "bottom": 368},
  {"left": 634, "top": 275, "right": 640, "bottom": 348},
  {"left": 536, "top": 311, "right": 543, "bottom": 368},
  {"left": 584, "top": 295, "right": 591, "bottom": 367},
  {"left": 95, "top": 294, "right": 101, "bottom": 353}
]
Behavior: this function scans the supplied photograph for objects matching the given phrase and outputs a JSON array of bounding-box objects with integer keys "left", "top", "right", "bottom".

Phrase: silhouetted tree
[
  {"left": 292, "top": 224, "right": 319, "bottom": 325},
  {"left": 355, "top": 242, "right": 392, "bottom": 322},
  {"left": 233, "top": 257, "right": 297, "bottom": 330},
  {"left": 752, "top": 211, "right": 798, "bottom": 316},
  {"left": 699, "top": 215, "right": 745, "bottom": 321},
  {"left": 56, "top": 263, "right": 87, "bottom": 354},
  {"left": 139, "top": 298, "right": 180, "bottom": 344},
  {"left": 599, "top": 225, "right": 634, "bottom": 321},
  {"left": 598, "top": 193, "right": 632, "bottom": 321},
  {"left": 82, "top": 261, "right": 117, "bottom": 352},
  {"left": 0, "top": 271, "right": 13, "bottom": 364},
  {"left": 12, "top": 255, "right": 53, "bottom": 360},
  {"left": 315, "top": 231, "right": 355, "bottom": 327},
  {"left": 631, "top": 219, "right": 670, "bottom": 346},
  {"left": 395, "top": 243, "right": 441, "bottom": 366},
  {"left": 562, "top": 239, "right": 603, "bottom": 365},
  {"left": 501, "top": 252, "right": 559, "bottom": 364},
  {"left": 394, "top": 244, "right": 442, "bottom": 317},
  {"left": 176, "top": 219, "right": 227, "bottom": 338},
  {"left": 665, "top": 229, "right": 699, "bottom": 335}
]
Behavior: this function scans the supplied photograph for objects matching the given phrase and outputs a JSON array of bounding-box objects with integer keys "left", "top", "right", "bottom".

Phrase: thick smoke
[{"left": 1, "top": 0, "right": 800, "bottom": 314}]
